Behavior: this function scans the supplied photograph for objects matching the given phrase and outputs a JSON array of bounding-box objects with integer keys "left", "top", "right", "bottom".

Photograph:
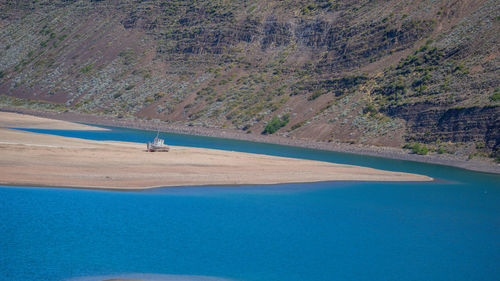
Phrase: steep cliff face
[
  {"left": 384, "top": 104, "right": 500, "bottom": 149},
  {"left": 0, "top": 0, "right": 499, "bottom": 157}
]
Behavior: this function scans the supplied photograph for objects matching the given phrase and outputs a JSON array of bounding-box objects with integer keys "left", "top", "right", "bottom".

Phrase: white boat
[{"left": 147, "top": 131, "right": 170, "bottom": 152}]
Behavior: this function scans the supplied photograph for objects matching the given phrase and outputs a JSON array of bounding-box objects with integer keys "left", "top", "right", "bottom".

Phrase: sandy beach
[{"left": 0, "top": 112, "right": 432, "bottom": 189}]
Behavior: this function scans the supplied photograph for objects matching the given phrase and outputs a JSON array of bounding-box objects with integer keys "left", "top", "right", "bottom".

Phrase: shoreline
[
  {"left": 0, "top": 113, "right": 432, "bottom": 189},
  {"left": 0, "top": 178, "right": 436, "bottom": 192},
  {"left": 2, "top": 106, "right": 499, "bottom": 174}
]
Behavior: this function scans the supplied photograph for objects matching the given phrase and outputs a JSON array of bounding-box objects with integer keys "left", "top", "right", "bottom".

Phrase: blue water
[{"left": 1, "top": 126, "right": 499, "bottom": 281}]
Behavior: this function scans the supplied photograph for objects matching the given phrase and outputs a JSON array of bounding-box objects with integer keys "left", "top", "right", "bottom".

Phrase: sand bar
[{"left": 0, "top": 112, "right": 432, "bottom": 189}]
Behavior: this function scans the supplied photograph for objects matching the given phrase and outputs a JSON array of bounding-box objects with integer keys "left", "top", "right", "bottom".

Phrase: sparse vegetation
[
  {"left": 363, "top": 104, "right": 377, "bottom": 116},
  {"left": 154, "top": 92, "right": 166, "bottom": 100},
  {"left": 491, "top": 89, "right": 500, "bottom": 102},
  {"left": 80, "top": 63, "right": 94, "bottom": 74},
  {"left": 118, "top": 48, "right": 136, "bottom": 65},
  {"left": 0, "top": 0, "right": 498, "bottom": 162},
  {"left": 290, "top": 121, "right": 306, "bottom": 131},
  {"left": 308, "top": 90, "right": 325, "bottom": 101}
]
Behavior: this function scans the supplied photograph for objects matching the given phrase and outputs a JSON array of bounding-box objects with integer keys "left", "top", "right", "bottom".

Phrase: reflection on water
[{"left": 67, "top": 273, "right": 235, "bottom": 281}]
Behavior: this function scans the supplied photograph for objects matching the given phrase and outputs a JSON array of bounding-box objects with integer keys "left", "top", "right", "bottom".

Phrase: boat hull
[{"left": 148, "top": 147, "right": 170, "bottom": 152}]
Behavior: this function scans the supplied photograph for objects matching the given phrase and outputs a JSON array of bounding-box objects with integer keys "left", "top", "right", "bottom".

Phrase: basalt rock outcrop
[{"left": 384, "top": 103, "right": 500, "bottom": 150}]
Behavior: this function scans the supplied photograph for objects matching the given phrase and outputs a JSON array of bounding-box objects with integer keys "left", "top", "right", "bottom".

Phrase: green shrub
[
  {"left": 490, "top": 89, "right": 500, "bottom": 102},
  {"left": 290, "top": 121, "right": 305, "bottom": 131},
  {"left": 80, "top": 63, "right": 94, "bottom": 74},
  {"left": 308, "top": 90, "right": 324, "bottom": 101},
  {"left": 363, "top": 104, "right": 377, "bottom": 115},
  {"left": 154, "top": 92, "right": 166, "bottom": 100},
  {"left": 118, "top": 48, "right": 135, "bottom": 65},
  {"left": 411, "top": 143, "right": 429, "bottom": 155},
  {"left": 262, "top": 114, "right": 290, "bottom": 134}
]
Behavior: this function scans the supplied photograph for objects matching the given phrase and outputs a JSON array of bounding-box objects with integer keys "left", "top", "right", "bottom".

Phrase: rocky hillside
[{"left": 0, "top": 0, "right": 499, "bottom": 159}]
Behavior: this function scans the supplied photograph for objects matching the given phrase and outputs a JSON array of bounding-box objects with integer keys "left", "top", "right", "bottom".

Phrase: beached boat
[{"left": 147, "top": 131, "right": 170, "bottom": 152}]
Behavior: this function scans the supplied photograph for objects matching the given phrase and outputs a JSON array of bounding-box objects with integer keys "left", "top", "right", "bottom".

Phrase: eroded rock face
[{"left": 384, "top": 104, "right": 500, "bottom": 149}]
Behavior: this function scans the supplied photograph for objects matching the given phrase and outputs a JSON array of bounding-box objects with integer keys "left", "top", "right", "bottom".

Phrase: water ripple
[{"left": 66, "top": 273, "right": 237, "bottom": 281}]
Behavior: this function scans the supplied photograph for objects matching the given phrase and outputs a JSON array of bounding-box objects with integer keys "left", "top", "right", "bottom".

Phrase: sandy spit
[{"left": 0, "top": 112, "right": 431, "bottom": 189}]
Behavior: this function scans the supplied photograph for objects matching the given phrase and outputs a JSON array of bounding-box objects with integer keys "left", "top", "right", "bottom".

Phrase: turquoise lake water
[{"left": 1, "top": 126, "right": 499, "bottom": 281}]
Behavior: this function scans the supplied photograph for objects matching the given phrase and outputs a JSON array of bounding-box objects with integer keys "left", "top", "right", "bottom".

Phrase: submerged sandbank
[{"left": 0, "top": 112, "right": 432, "bottom": 189}]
